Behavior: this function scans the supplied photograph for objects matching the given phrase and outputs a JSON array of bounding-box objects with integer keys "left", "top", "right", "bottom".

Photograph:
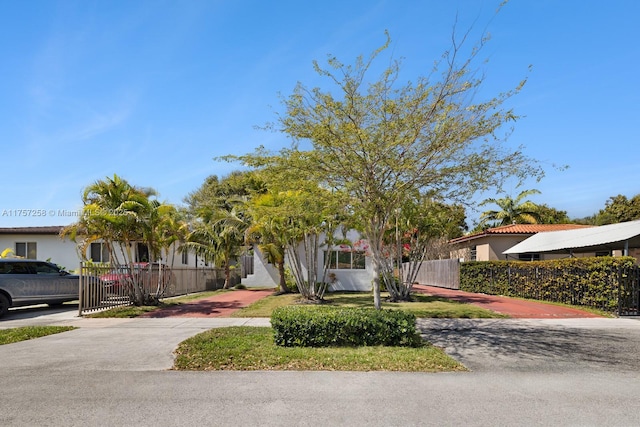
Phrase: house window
[
  {"left": 15, "top": 242, "right": 37, "bottom": 259},
  {"left": 90, "top": 242, "right": 110, "bottom": 263},
  {"left": 470, "top": 246, "right": 477, "bottom": 261},
  {"left": 136, "top": 243, "right": 149, "bottom": 262},
  {"left": 518, "top": 253, "right": 540, "bottom": 262},
  {"left": 595, "top": 251, "right": 611, "bottom": 257},
  {"left": 181, "top": 250, "right": 189, "bottom": 265},
  {"left": 325, "top": 249, "right": 366, "bottom": 270}
]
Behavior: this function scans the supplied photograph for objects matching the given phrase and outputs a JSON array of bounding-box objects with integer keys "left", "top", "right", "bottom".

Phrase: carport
[
  {"left": 502, "top": 220, "right": 640, "bottom": 316},
  {"left": 503, "top": 219, "right": 640, "bottom": 258}
]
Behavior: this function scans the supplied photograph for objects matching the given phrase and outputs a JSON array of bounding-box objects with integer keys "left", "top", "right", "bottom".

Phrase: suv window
[
  {"left": 0, "top": 263, "right": 13, "bottom": 274},
  {"left": 0, "top": 262, "right": 32, "bottom": 274},
  {"left": 34, "top": 262, "right": 62, "bottom": 275}
]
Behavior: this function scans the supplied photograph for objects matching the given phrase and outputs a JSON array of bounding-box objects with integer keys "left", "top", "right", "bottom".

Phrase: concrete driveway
[
  {"left": 2, "top": 306, "right": 640, "bottom": 426},
  {"left": 418, "top": 317, "right": 640, "bottom": 373}
]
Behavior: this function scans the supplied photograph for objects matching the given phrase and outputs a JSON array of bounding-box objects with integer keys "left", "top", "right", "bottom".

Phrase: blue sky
[{"left": 1, "top": 0, "right": 638, "bottom": 228}]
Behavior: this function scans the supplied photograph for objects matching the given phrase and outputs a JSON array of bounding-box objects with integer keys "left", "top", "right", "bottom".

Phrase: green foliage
[
  {"left": 594, "top": 194, "right": 640, "bottom": 225},
  {"left": 62, "top": 174, "right": 184, "bottom": 305},
  {"left": 271, "top": 305, "right": 421, "bottom": 348},
  {"left": 173, "top": 327, "right": 465, "bottom": 372},
  {"left": 184, "top": 171, "right": 263, "bottom": 289},
  {"left": 535, "top": 203, "right": 571, "bottom": 224},
  {"left": 479, "top": 189, "right": 542, "bottom": 227},
  {"left": 460, "top": 257, "right": 637, "bottom": 312},
  {"left": 224, "top": 23, "right": 543, "bottom": 309}
]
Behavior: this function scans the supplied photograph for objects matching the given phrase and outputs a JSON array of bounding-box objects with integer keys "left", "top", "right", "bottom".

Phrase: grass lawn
[
  {"left": 173, "top": 326, "right": 465, "bottom": 372},
  {"left": 0, "top": 326, "right": 77, "bottom": 345},
  {"left": 232, "top": 291, "right": 507, "bottom": 318}
]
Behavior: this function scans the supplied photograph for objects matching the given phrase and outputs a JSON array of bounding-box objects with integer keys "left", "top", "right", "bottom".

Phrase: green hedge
[
  {"left": 460, "top": 257, "right": 637, "bottom": 312},
  {"left": 271, "top": 306, "right": 421, "bottom": 348}
]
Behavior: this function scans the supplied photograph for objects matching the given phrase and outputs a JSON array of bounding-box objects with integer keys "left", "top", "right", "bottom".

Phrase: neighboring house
[
  {"left": 0, "top": 226, "right": 202, "bottom": 272},
  {"left": 449, "top": 224, "right": 594, "bottom": 262},
  {"left": 242, "top": 229, "right": 375, "bottom": 291}
]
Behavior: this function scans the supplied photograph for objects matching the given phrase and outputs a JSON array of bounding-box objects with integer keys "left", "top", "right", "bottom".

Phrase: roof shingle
[{"left": 0, "top": 226, "right": 65, "bottom": 235}]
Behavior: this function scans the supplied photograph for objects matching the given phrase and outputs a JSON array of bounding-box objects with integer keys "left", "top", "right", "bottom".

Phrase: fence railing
[{"left": 78, "top": 263, "right": 241, "bottom": 315}]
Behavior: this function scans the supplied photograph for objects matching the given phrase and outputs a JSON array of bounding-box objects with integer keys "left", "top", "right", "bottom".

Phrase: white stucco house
[
  {"left": 0, "top": 226, "right": 79, "bottom": 271},
  {"left": 242, "top": 229, "right": 376, "bottom": 291},
  {"left": 0, "top": 226, "right": 203, "bottom": 272}
]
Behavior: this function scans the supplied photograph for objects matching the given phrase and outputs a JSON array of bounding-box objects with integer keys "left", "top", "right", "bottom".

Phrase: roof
[
  {"left": 0, "top": 226, "right": 65, "bottom": 235},
  {"left": 503, "top": 220, "right": 640, "bottom": 255},
  {"left": 450, "top": 223, "right": 592, "bottom": 245}
]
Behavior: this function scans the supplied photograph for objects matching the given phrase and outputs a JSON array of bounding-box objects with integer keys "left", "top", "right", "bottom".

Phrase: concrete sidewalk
[
  {"left": 1, "top": 314, "right": 640, "bottom": 426},
  {"left": 2, "top": 303, "right": 640, "bottom": 426},
  {"left": 0, "top": 315, "right": 271, "bottom": 371}
]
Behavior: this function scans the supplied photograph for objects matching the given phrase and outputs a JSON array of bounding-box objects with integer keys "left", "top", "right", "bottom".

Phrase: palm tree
[
  {"left": 62, "top": 174, "right": 166, "bottom": 305},
  {"left": 155, "top": 206, "right": 189, "bottom": 268},
  {"left": 246, "top": 195, "right": 293, "bottom": 293},
  {"left": 185, "top": 205, "right": 248, "bottom": 289},
  {"left": 479, "top": 189, "right": 542, "bottom": 227}
]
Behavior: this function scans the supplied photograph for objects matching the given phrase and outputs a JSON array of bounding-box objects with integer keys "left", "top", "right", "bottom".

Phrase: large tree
[
  {"left": 593, "top": 194, "right": 640, "bottom": 225},
  {"left": 184, "top": 171, "right": 266, "bottom": 288},
  {"left": 226, "top": 25, "right": 542, "bottom": 308},
  {"left": 535, "top": 203, "right": 571, "bottom": 224}
]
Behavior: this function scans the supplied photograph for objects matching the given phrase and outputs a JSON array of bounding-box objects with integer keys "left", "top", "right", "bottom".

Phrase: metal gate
[
  {"left": 78, "top": 263, "right": 131, "bottom": 315},
  {"left": 618, "top": 265, "right": 640, "bottom": 316}
]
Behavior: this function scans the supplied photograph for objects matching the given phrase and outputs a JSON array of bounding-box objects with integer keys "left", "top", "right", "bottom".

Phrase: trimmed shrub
[
  {"left": 271, "top": 306, "right": 421, "bottom": 348},
  {"left": 460, "top": 257, "right": 637, "bottom": 312}
]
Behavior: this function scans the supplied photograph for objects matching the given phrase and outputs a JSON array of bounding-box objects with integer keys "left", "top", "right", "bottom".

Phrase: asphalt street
[{"left": 1, "top": 305, "right": 639, "bottom": 426}]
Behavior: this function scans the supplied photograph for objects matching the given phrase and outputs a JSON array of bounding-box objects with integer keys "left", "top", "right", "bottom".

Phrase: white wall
[
  {"left": 242, "top": 229, "right": 375, "bottom": 292},
  {"left": 242, "top": 246, "right": 279, "bottom": 288},
  {"left": 319, "top": 229, "right": 375, "bottom": 292},
  {"left": 0, "top": 234, "right": 80, "bottom": 272}
]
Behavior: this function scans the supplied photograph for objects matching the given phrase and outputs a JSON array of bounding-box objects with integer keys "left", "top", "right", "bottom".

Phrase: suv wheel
[{"left": 0, "top": 294, "right": 9, "bottom": 317}]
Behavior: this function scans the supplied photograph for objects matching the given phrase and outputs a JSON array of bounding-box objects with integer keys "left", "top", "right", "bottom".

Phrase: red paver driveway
[
  {"left": 413, "top": 285, "right": 604, "bottom": 318},
  {"left": 140, "top": 289, "right": 275, "bottom": 318}
]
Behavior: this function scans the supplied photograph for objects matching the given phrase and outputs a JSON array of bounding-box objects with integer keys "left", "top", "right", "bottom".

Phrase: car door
[
  {"left": 0, "top": 261, "right": 33, "bottom": 303},
  {"left": 30, "top": 262, "right": 79, "bottom": 301}
]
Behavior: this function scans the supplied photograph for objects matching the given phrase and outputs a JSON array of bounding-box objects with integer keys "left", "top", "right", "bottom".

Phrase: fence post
[
  {"left": 617, "top": 265, "right": 623, "bottom": 317},
  {"left": 78, "top": 262, "right": 84, "bottom": 317}
]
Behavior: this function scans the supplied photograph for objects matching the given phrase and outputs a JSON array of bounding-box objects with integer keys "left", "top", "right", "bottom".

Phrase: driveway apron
[
  {"left": 413, "top": 284, "right": 603, "bottom": 318},
  {"left": 140, "top": 288, "right": 275, "bottom": 318}
]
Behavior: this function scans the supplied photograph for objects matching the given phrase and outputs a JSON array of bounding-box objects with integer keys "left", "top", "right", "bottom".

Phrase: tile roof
[
  {"left": 0, "top": 226, "right": 65, "bottom": 235},
  {"left": 450, "top": 223, "right": 593, "bottom": 244}
]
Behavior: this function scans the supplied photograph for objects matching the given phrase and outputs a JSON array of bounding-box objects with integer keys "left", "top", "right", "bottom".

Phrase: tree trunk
[
  {"left": 277, "top": 260, "right": 290, "bottom": 293},
  {"left": 223, "top": 263, "right": 231, "bottom": 289},
  {"left": 372, "top": 257, "right": 381, "bottom": 310}
]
